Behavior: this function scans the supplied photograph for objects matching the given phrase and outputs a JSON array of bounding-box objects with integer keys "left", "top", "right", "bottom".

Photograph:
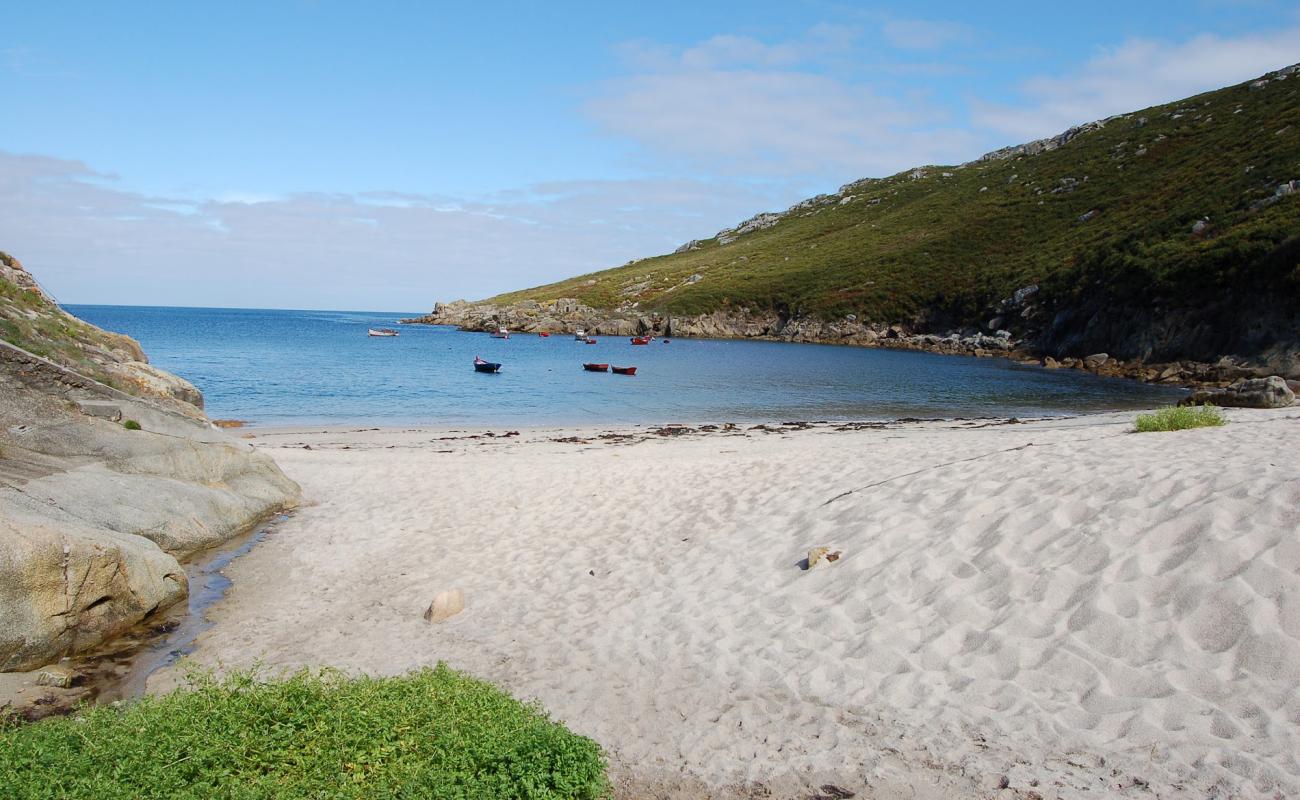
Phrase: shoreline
[{"left": 140, "top": 407, "right": 1300, "bottom": 797}]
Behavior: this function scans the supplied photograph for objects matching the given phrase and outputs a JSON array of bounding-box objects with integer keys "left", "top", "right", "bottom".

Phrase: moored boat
[
  {"left": 583, "top": 363, "right": 609, "bottom": 372},
  {"left": 473, "top": 356, "right": 502, "bottom": 373},
  {"left": 612, "top": 366, "right": 637, "bottom": 375},
  {"left": 491, "top": 327, "right": 509, "bottom": 339},
  {"left": 538, "top": 332, "right": 550, "bottom": 337},
  {"left": 368, "top": 328, "right": 399, "bottom": 337},
  {"left": 574, "top": 329, "right": 587, "bottom": 341},
  {"left": 630, "top": 336, "right": 650, "bottom": 345},
  {"left": 585, "top": 338, "right": 597, "bottom": 344}
]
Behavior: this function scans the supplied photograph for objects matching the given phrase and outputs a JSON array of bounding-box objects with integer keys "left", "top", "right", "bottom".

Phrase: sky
[{"left": 2, "top": 1, "right": 1298, "bottom": 310}]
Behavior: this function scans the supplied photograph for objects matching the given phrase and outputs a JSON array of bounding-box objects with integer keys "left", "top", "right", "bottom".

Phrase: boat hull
[{"left": 583, "top": 363, "right": 609, "bottom": 372}]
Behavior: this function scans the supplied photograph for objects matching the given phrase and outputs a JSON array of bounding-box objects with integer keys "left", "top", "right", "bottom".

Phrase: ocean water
[{"left": 68, "top": 305, "right": 1185, "bottom": 426}]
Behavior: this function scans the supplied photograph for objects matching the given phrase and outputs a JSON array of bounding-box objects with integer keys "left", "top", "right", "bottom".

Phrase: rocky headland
[
  {"left": 0, "top": 253, "right": 301, "bottom": 700},
  {"left": 403, "top": 290, "right": 1298, "bottom": 395}
]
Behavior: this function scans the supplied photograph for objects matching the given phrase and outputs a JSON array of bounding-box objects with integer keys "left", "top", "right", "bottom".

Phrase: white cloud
[
  {"left": 973, "top": 27, "right": 1300, "bottom": 140},
  {"left": 0, "top": 151, "right": 798, "bottom": 310},
  {"left": 588, "top": 28, "right": 978, "bottom": 179},
  {"left": 882, "top": 19, "right": 972, "bottom": 51}
]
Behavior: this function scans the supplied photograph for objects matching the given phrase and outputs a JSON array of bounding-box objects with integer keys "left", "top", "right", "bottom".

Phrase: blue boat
[{"left": 473, "top": 356, "right": 501, "bottom": 373}]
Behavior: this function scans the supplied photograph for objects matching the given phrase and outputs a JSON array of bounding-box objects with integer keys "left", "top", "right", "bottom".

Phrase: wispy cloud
[
  {"left": 881, "top": 19, "right": 973, "bottom": 51},
  {"left": 0, "top": 151, "right": 800, "bottom": 309},
  {"left": 587, "top": 27, "right": 977, "bottom": 179},
  {"left": 973, "top": 26, "right": 1300, "bottom": 140}
]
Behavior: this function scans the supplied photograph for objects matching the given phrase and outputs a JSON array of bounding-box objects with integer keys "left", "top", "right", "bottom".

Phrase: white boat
[
  {"left": 368, "top": 328, "right": 399, "bottom": 337},
  {"left": 491, "top": 327, "right": 510, "bottom": 339},
  {"left": 574, "top": 328, "right": 586, "bottom": 341}
]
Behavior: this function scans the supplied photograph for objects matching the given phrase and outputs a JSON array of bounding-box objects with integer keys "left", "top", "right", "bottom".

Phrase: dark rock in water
[{"left": 1182, "top": 375, "right": 1295, "bottom": 408}]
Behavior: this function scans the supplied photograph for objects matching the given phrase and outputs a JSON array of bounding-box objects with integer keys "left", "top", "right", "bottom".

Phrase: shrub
[
  {"left": 0, "top": 665, "right": 610, "bottom": 800},
  {"left": 1135, "top": 404, "right": 1226, "bottom": 432},
  {"left": 122, "top": 419, "right": 142, "bottom": 430}
]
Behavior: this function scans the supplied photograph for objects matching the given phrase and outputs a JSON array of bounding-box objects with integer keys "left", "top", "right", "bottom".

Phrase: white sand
[{"left": 152, "top": 409, "right": 1300, "bottom": 798}]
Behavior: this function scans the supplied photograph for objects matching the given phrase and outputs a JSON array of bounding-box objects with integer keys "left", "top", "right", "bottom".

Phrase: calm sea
[{"left": 68, "top": 305, "right": 1184, "bottom": 427}]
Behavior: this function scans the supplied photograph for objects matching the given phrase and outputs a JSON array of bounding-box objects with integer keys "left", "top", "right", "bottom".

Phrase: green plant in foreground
[
  {"left": 0, "top": 665, "right": 610, "bottom": 800},
  {"left": 1135, "top": 404, "right": 1226, "bottom": 432},
  {"left": 122, "top": 419, "right": 142, "bottom": 430}
]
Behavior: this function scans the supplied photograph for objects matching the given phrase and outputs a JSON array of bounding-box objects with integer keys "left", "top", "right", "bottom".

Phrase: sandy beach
[{"left": 149, "top": 409, "right": 1300, "bottom": 798}]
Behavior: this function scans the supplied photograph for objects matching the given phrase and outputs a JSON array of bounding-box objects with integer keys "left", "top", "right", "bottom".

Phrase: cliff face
[
  {"left": 0, "top": 255, "right": 301, "bottom": 672},
  {"left": 463, "top": 64, "right": 1300, "bottom": 379}
]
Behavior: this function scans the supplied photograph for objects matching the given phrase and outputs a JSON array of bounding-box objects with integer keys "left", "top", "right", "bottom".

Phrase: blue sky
[{"left": 2, "top": 1, "right": 1297, "bottom": 309}]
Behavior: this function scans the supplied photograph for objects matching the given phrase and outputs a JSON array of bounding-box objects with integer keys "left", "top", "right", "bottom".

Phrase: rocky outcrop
[
  {"left": 1181, "top": 375, "right": 1296, "bottom": 409},
  {"left": 0, "top": 340, "right": 301, "bottom": 671},
  {"left": 1, "top": 256, "right": 301, "bottom": 672},
  {"left": 0, "top": 252, "right": 205, "bottom": 418}
]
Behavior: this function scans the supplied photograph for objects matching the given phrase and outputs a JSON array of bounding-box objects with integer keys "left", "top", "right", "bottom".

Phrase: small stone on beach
[{"left": 423, "top": 589, "right": 465, "bottom": 623}]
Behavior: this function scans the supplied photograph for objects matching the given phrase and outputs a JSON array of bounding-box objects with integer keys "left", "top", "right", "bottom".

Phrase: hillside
[
  {"left": 478, "top": 65, "right": 1300, "bottom": 374},
  {"left": 0, "top": 251, "right": 204, "bottom": 416}
]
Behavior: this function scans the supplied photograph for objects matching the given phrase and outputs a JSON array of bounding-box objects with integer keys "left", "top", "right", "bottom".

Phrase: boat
[
  {"left": 538, "top": 332, "right": 550, "bottom": 337},
  {"left": 630, "top": 336, "right": 650, "bottom": 345},
  {"left": 583, "top": 363, "right": 609, "bottom": 372},
  {"left": 574, "top": 329, "right": 587, "bottom": 341},
  {"left": 368, "top": 328, "right": 399, "bottom": 337},
  {"left": 662, "top": 339, "right": 671, "bottom": 344},
  {"left": 585, "top": 338, "right": 597, "bottom": 344},
  {"left": 491, "top": 327, "right": 509, "bottom": 339},
  {"left": 611, "top": 366, "right": 637, "bottom": 375},
  {"left": 473, "top": 356, "right": 502, "bottom": 373}
]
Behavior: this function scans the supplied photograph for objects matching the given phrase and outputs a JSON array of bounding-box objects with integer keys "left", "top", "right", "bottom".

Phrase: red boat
[
  {"left": 538, "top": 332, "right": 550, "bottom": 337},
  {"left": 583, "top": 363, "right": 609, "bottom": 372},
  {"left": 630, "top": 336, "right": 651, "bottom": 345},
  {"left": 612, "top": 366, "right": 637, "bottom": 375},
  {"left": 585, "top": 338, "right": 597, "bottom": 344}
]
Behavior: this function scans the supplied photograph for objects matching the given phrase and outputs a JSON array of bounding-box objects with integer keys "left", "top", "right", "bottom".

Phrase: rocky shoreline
[{"left": 402, "top": 298, "right": 1293, "bottom": 391}]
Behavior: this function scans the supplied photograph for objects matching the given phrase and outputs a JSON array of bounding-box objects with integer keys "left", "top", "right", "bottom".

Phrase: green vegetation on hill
[
  {"left": 491, "top": 67, "right": 1300, "bottom": 346},
  {"left": 0, "top": 665, "right": 610, "bottom": 800},
  {"left": 0, "top": 250, "right": 149, "bottom": 391}
]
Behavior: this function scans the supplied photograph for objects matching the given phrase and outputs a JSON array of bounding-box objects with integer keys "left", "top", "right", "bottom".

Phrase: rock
[
  {"left": 424, "top": 589, "right": 465, "bottom": 623},
  {"left": 1043, "top": 357, "right": 1061, "bottom": 369},
  {"left": 1083, "top": 353, "right": 1110, "bottom": 369},
  {"left": 1078, "top": 209, "right": 1099, "bottom": 223},
  {"left": 75, "top": 400, "right": 122, "bottom": 421},
  {"left": 805, "top": 547, "right": 842, "bottom": 570},
  {"left": 1, "top": 290, "right": 301, "bottom": 671},
  {"left": 1182, "top": 375, "right": 1295, "bottom": 408},
  {"left": 1288, "top": 379, "right": 1300, "bottom": 395},
  {"left": 35, "top": 665, "right": 76, "bottom": 688}
]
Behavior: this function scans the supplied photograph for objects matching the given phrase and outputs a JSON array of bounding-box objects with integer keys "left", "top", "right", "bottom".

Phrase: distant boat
[
  {"left": 612, "top": 366, "right": 637, "bottom": 375},
  {"left": 368, "top": 328, "right": 399, "bottom": 337},
  {"left": 585, "top": 338, "right": 597, "bottom": 344},
  {"left": 538, "top": 332, "right": 550, "bottom": 337},
  {"left": 662, "top": 339, "right": 671, "bottom": 344},
  {"left": 491, "top": 327, "right": 509, "bottom": 339},
  {"left": 630, "top": 336, "right": 651, "bottom": 345},
  {"left": 574, "top": 329, "right": 587, "bottom": 341},
  {"left": 473, "top": 356, "right": 502, "bottom": 373},
  {"left": 583, "top": 363, "right": 609, "bottom": 372}
]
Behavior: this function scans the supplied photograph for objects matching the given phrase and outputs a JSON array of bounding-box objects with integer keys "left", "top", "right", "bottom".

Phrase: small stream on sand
[{"left": 8, "top": 513, "right": 291, "bottom": 720}]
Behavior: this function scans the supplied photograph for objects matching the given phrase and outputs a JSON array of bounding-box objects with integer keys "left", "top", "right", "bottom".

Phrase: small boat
[
  {"left": 491, "top": 327, "right": 509, "bottom": 339},
  {"left": 662, "top": 339, "right": 671, "bottom": 344},
  {"left": 612, "top": 366, "right": 637, "bottom": 375},
  {"left": 585, "top": 338, "right": 597, "bottom": 344},
  {"left": 630, "top": 336, "right": 651, "bottom": 345},
  {"left": 538, "top": 332, "right": 550, "bottom": 337},
  {"left": 583, "top": 363, "right": 609, "bottom": 372},
  {"left": 574, "top": 329, "right": 587, "bottom": 341},
  {"left": 368, "top": 328, "right": 399, "bottom": 337},
  {"left": 473, "top": 356, "right": 502, "bottom": 373}
]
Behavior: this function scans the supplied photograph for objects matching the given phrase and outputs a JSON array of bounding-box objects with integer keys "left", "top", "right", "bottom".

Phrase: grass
[
  {"left": 486, "top": 66, "right": 1300, "bottom": 350},
  {"left": 122, "top": 419, "right": 142, "bottom": 430},
  {"left": 1135, "top": 405, "right": 1227, "bottom": 432},
  {"left": 0, "top": 665, "right": 610, "bottom": 800}
]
